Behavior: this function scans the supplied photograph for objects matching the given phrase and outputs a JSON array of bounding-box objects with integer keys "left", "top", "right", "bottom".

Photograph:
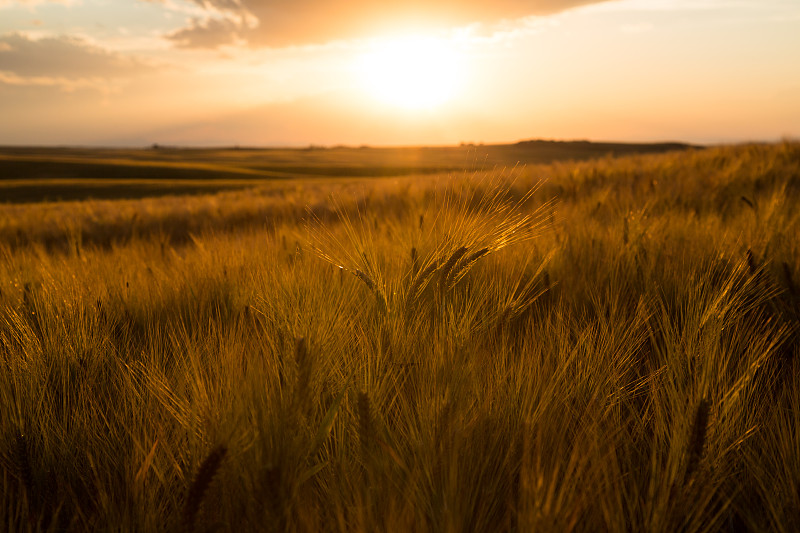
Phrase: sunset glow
[
  {"left": 0, "top": 0, "right": 798, "bottom": 146},
  {"left": 357, "top": 35, "right": 464, "bottom": 110}
]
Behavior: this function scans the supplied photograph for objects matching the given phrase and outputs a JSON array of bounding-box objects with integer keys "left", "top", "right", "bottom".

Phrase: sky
[{"left": 0, "top": 0, "right": 798, "bottom": 147}]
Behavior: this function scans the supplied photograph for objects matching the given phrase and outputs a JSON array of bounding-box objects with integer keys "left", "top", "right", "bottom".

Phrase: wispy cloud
[
  {"left": 0, "top": 0, "right": 80, "bottom": 8},
  {"left": 0, "top": 32, "right": 154, "bottom": 94},
  {"left": 0, "top": 70, "right": 122, "bottom": 92},
  {"left": 582, "top": 0, "right": 771, "bottom": 13},
  {"left": 167, "top": 16, "right": 242, "bottom": 49},
  {"left": 0, "top": 32, "right": 153, "bottom": 78},
  {"left": 161, "top": 0, "right": 613, "bottom": 49}
]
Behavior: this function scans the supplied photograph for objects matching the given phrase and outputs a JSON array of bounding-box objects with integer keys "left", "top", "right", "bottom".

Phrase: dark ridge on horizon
[
  {"left": 1, "top": 137, "right": 705, "bottom": 152},
  {"left": 513, "top": 138, "right": 699, "bottom": 149},
  {"left": 0, "top": 138, "right": 709, "bottom": 204}
]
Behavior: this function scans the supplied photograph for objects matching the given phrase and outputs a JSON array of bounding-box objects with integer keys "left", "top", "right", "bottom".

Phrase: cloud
[
  {"left": 167, "top": 17, "right": 241, "bottom": 49},
  {"left": 0, "top": 70, "right": 109, "bottom": 91},
  {"left": 0, "top": 0, "right": 78, "bottom": 8},
  {"left": 164, "top": 0, "right": 611, "bottom": 48},
  {"left": 0, "top": 33, "right": 153, "bottom": 94},
  {"left": 0, "top": 33, "right": 151, "bottom": 79}
]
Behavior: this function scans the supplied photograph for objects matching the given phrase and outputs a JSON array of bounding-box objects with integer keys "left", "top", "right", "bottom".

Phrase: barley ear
[
  {"left": 353, "top": 269, "right": 388, "bottom": 313},
  {"left": 14, "top": 433, "right": 34, "bottom": 505},
  {"left": 353, "top": 269, "right": 376, "bottom": 292},
  {"left": 746, "top": 249, "right": 758, "bottom": 276},
  {"left": 406, "top": 260, "right": 439, "bottom": 312},
  {"left": 182, "top": 445, "right": 227, "bottom": 533},
  {"left": 622, "top": 216, "right": 630, "bottom": 245},
  {"left": 438, "top": 246, "right": 469, "bottom": 290},
  {"left": 740, "top": 195, "right": 757, "bottom": 212},
  {"left": 357, "top": 391, "right": 374, "bottom": 460},
  {"left": 294, "top": 337, "right": 313, "bottom": 415},
  {"left": 684, "top": 399, "right": 710, "bottom": 484},
  {"left": 782, "top": 261, "right": 796, "bottom": 296},
  {"left": 447, "top": 247, "right": 490, "bottom": 288},
  {"left": 261, "top": 466, "right": 283, "bottom": 524}
]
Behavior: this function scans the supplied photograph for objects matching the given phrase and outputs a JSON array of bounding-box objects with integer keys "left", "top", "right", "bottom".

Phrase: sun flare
[{"left": 356, "top": 35, "right": 464, "bottom": 111}]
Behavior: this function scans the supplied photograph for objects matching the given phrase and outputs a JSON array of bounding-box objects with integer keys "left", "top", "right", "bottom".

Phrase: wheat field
[{"left": 1, "top": 142, "right": 799, "bottom": 532}]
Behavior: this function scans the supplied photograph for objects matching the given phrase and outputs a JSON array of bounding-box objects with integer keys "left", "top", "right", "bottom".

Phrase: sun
[{"left": 356, "top": 35, "right": 464, "bottom": 111}]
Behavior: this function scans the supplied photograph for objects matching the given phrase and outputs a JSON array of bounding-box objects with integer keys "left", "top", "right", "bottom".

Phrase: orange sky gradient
[{"left": 0, "top": 0, "right": 798, "bottom": 147}]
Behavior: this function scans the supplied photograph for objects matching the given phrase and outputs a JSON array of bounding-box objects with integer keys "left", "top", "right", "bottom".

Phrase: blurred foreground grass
[{"left": 1, "top": 142, "right": 799, "bottom": 532}]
